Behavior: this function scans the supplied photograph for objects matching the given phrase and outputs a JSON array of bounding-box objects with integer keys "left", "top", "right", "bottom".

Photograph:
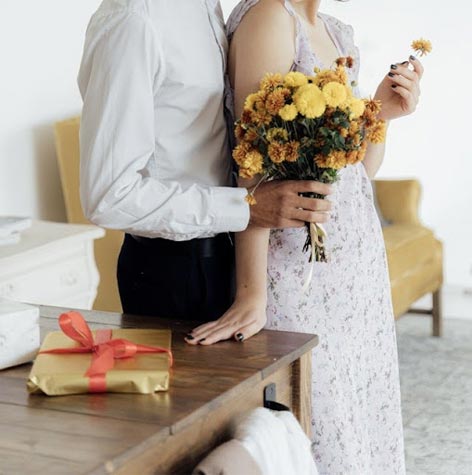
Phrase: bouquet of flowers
[{"left": 233, "top": 56, "right": 386, "bottom": 271}]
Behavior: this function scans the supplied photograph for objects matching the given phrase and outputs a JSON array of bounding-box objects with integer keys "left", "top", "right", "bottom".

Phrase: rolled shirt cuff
[{"left": 211, "top": 186, "right": 250, "bottom": 234}]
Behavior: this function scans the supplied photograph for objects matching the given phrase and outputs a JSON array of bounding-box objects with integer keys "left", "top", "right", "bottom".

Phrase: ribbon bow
[{"left": 40, "top": 311, "right": 173, "bottom": 393}]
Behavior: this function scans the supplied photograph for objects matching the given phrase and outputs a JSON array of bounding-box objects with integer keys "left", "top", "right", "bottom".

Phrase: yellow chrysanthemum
[
  {"left": 244, "top": 93, "right": 259, "bottom": 111},
  {"left": 284, "top": 141, "right": 300, "bottom": 163},
  {"left": 294, "top": 84, "right": 326, "bottom": 119},
  {"left": 411, "top": 38, "right": 432, "bottom": 56},
  {"left": 265, "top": 88, "right": 290, "bottom": 115},
  {"left": 245, "top": 128, "right": 259, "bottom": 142},
  {"left": 260, "top": 73, "right": 284, "bottom": 92},
  {"left": 368, "top": 121, "right": 387, "bottom": 144},
  {"left": 313, "top": 69, "right": 342, "bottom": 88},
  {"left": 322, "top": 82, "right": 348, "bottom": 108},
  {"left": 267, "top": 127, "right": 289, "bottom": 142},
  {"left": 315, "top": 150, "right": 347, "bottom": 170},
  {"left": 347, "top": 98, "right": 366, "bottom": 119},
  {"left": 336, "top": 69, "right": 349, "bottom": 86},
  {"left": 284, "top": 71, "right": 308, "bottom": 88},
  {"left": 268, "top": 143, "right": 287, "bottom": 164},
  {"left": 232, "top": 141, "right": 251, "bottom": 166},
  {"left": 239, "top": 150, "right": 264, "bottom": 178},
  {"left": 348, "top": 120, "right": 360, "bottom": 136},
  {"left": 245, "top": 193, "right": 257, "bottom": 205},
  {"left": 364, "top": 99, "right": 382, "bottom": 116},
  {"left": 279, "top": 104, "right": 298, "bottom": 121},
  {"left": 346, "top": 150, "right": 359, "bottom": 165}
]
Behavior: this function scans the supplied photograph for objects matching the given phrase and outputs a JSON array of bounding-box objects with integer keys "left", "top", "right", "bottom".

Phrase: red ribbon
[{"left": 40, "top": 311, "right": 173, "bottom": 393}]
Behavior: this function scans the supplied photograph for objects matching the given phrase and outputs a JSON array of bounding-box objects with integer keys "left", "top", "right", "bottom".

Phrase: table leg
[{"left": 291, "top": 351, "right": 313, "bottom": 438}]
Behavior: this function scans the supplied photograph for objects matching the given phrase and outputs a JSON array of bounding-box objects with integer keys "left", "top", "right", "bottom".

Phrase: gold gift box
[{"left": 27, "top": 329, "right": 172, "bottom": 396}]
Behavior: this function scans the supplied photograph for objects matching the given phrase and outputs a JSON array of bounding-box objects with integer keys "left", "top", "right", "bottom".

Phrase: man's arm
[{"left": 78, "top": 11, "right": 249, "bottom": 240}]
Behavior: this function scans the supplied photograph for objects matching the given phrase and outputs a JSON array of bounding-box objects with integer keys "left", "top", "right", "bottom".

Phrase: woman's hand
[
  {"left": 184, "top": 295, "right": 267, "bottom": 346},
  {"left": 374, "top": 56, "right": 424, "bottom": 121}
]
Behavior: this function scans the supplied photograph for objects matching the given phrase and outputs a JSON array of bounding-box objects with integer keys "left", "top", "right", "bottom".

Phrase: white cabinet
[{"left": 0, "top": 220, "right": 104, "bottom": 309}]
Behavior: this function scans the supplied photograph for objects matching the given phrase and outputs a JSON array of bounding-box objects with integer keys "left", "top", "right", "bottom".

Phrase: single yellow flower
[
  {"left": 265, "top": 88, "right": 290, "bottom": 115},
  {"left": 284, "top": 71, "right": 308, "bottom": 88},
  {"left": 245, "top": 193, "right": 257, "bottom": 205},
  {"left": 244, "top": 93, "right": 259, "bottom": 111},
  {"left": 268, "top": 142, "right": 287, "bottom": 164},
  {"left": 315, "top": 150, "right": 347, "bottom": 170},
  {"left": 232, "top": 142, "right": 251, "bottom": 166},
  {"left": 411, "top": 38, "right": 432, "bottom": 56},
  {"left": 279, "top": 104, "right": 298, "bottom": 121},
  {"left": 239, "top": 150, "right": 264, "bottom": 178},
  {"left": 283, "top": 141, "right": 300, "bottom": 163},
  {"left": 347, "top": 98, "right": 366, "bottom": 119},
  {"left": 313, "top": 69, "right": 342, "bottom": 88},
  {"left": 267, "top": 127, "right": 289, "bottom": 142},
  {"left": 368, "top": 121, "right": 387, "bottom": 144},
  {"left": 260, "top": 73, "right": 284, "bottom": 91},
  {"left": 322, "top": 82, "right": 348, "bottom": 108},
  {"left": 294, "top": 84, "right": 326, "bottom": 119}
]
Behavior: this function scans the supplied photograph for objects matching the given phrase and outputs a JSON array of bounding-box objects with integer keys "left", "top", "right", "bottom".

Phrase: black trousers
[{"left": 117, "top": 233, "right": 235, "bottom": 323}]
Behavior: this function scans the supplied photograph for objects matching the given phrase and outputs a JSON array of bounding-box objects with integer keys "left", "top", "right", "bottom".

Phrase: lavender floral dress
[{"left": 227, "top": 2, "right": 406, "bottom": 474}]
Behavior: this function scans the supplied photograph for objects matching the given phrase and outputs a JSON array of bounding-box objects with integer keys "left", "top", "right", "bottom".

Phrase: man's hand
[{"left": 249, "top": 180, "right": 333, "bottom": 229}]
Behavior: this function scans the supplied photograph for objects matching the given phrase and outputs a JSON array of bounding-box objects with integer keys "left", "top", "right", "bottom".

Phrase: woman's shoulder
[{"left": 227, "top": 0, "right": 293, "bottom": 39}]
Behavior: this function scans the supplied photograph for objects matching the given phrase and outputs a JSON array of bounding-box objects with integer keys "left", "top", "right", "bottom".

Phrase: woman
[{"left": 186, "top": 0, "right": 423, "bottom": 472}]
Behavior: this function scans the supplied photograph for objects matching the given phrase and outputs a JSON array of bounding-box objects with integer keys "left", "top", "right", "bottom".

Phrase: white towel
[{"left": 232, "top": 408, "right": 319, "bottom": 475}]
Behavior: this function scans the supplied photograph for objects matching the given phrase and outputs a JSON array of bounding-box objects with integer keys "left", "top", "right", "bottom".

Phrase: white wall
[
  {"left": 0, "top": 0, "right": 102, "bottom": 222},
  {"left": 1, "top": 0, "right": 471, "bottom": 286}
]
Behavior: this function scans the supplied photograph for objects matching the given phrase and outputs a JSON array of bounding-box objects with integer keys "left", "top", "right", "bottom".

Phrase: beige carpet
[{"left": 397, "top": 315, "right": 472, "bottom": 475}]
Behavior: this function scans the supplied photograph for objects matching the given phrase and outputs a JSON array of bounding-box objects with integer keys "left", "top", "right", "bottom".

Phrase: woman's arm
[
  {"left": 362, "top": 122, "right": 389, "bottom": 179},
  {"left": 185, "top": 2, "right": 305, "bottom": 345},
  {"left": 365, "top": 56, "right": 424, "bottom": 178}
]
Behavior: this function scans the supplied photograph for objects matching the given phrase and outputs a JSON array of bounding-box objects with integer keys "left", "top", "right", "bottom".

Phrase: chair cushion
[
  {"left": 383, "top": 224, "right": 436, "bottom": 279},
  {"left": 382, "top": 224, "right": 443, "bottom": 316}
]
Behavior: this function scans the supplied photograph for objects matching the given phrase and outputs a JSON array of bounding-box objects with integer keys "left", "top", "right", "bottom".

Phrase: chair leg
[{"left": 432, "top": 289, "right": 443, "bottom": 337}]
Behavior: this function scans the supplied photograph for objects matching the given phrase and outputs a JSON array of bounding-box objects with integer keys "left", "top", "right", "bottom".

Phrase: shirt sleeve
[{"left": 78, "top": 11, "right": 249, "bottom": 240}]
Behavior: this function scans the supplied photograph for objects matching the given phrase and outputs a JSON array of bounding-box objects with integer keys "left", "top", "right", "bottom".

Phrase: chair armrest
[{"left": 374, "top": 179, "right": 421, "bottom": 225}]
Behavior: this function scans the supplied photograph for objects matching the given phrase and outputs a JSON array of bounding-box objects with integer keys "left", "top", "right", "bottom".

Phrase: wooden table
[{"left": 0, "top": 305, "right": 318, "bottom": 475}]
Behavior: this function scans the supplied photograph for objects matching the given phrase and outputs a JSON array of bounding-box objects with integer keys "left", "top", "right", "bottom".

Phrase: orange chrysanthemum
[
  {"left": 368, "top": 121, "right": 387, "bottom": 144},
  {"left": 235, "top": 124, "right": 246, "bottom": 141},
  {"left": 232, "top": 141, "right": 251, "bottom": 166},
  {"left": 260, "top": 73, "right": 284, "bottom": 92},
  {"left": 284, "top": 141, "right": 300, "bottom": 162},
  {"left": 239, "top": 150, "right": 264, "bottom": 178},
  {"left": 364, "top": 99, "right": 382, "bottom": 117},
  {"left": 245, "top": 193, "right": 257, "bottom": 205},
  {"left": 245, "top": 128, "right": 259, "bottom": 142},
  {"left": 265, "top": 88, "right": 290, "bottom": 115},
  {"left": 315, "top": 150, "right": 347, "bottom": 170},
  {"left": 268, "top": 142, "right": 287, "bottom": 164}
]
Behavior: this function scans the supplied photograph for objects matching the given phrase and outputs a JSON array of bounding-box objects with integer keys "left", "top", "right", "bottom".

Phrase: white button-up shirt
[{"left": 78, "top": 0, "right": 249, "bottom": 240}]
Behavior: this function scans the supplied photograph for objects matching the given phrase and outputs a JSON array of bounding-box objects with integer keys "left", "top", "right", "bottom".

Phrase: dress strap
[{"left": 282, "top": 0, "right": 313, "bottom": 71}]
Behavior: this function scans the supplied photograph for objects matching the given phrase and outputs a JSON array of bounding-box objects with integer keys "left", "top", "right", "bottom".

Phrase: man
[{"left": 78, "top": 0, "right": 331, "bottom": 324}]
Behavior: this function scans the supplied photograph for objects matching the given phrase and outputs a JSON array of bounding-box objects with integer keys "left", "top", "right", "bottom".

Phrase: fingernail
[
  {"left": 185, "top": 333, "right": 194, "bottom": 340},
  {"left": 388, "top": 72, "right": 395, "bottom": 77},
  {"left": 236, "top": 333, "right": 244, "bottom": 342},
  {"left": 410, "top": 55, "right": 416, "bottom": 61},
  {"left": 391, "top": 85, "right": 397, "bottom": 89},
  {"left": 390, "top": 64, "right": 398, "bottom": 70},
  {"left": 198, "top": 338, "right": 206, "bottom": 343},
  {"left": 401, "top": 61, "right": 409, "bottom": 65}
]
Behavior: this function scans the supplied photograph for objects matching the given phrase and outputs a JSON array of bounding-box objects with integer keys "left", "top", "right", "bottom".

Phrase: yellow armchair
[
  {"left": 55, "top": 117, "right": 123, "bottom": 313},
  {"left": 375, "top": 179, "right": 443, "bottom": 336}
]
